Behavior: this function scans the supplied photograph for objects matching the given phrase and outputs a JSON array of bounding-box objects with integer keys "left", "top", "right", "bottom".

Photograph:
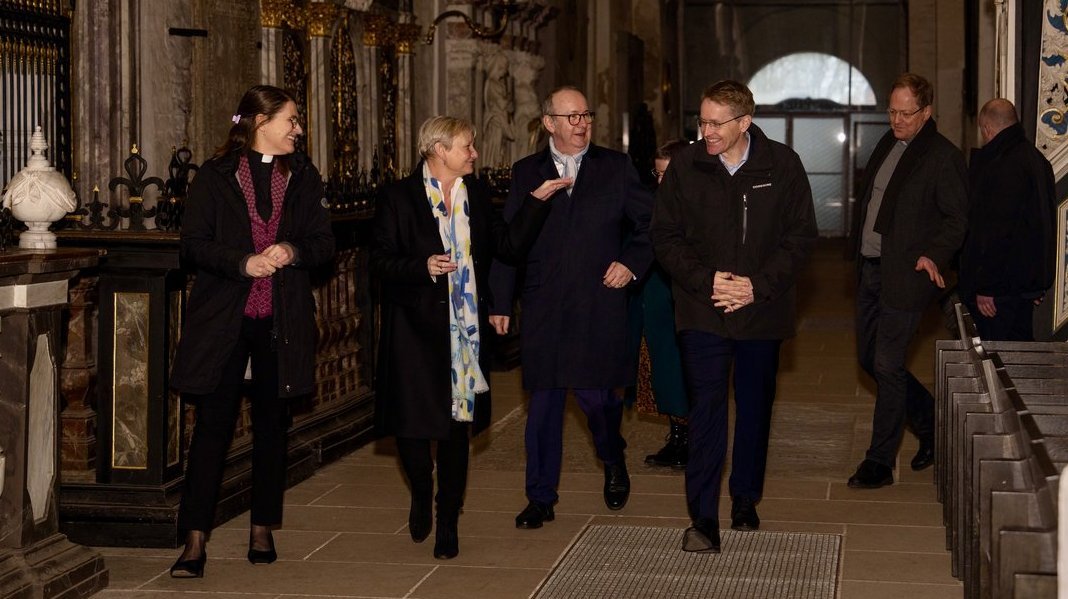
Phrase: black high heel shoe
[
  {"left": 247, "top": 531, "right": 277, "bottom": 564},
  {"left": 169, "top": 551, "right": 206, "bottom": 578}
]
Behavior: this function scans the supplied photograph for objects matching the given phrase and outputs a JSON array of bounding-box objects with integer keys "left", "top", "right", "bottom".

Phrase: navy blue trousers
[
  {"left": 525, "top": 388, "right": 625, "bottom": 505},
  {"left": 678, "top": 330, "right": 781, "bottom": 522}
]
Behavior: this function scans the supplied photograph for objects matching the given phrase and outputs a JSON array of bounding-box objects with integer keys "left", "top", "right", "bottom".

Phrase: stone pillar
[
  {"left": 445, "top": 39, "right": 479, "bottom": 124},
  {"left": 358, "top": 14, "right": 387, "bottom": 173},
  {"left": 306, "top": 1, "right": 339, "bottom": 173},
  {"left": 60, "top": 274, "right": 98, "bottom": 482},
  {"left": 395, "top": 18, "right": 422, "bottom": 174},
  {"left": 0, "top": 249, "right": 107, "bottom": 599}
]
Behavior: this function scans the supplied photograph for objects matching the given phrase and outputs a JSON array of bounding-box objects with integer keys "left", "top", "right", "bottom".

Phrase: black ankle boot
[
  {"left": 645, "top": 419, "right": 688, "bottom": 469},
  {"left": 409, "top": 494, "right": 433, "bottom": 542},
  {"left": 433, "top": 515, "right": 459, "bottom": 559}
]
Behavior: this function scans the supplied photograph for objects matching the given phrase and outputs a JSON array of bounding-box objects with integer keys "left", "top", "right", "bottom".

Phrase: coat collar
[
  {"left": 534, "top": 143, "right": 604, "bottom": 198},
  {"left": 869, "top": 117, "right": 940, "bottom": 234},
  {"left": 690, "top": 123, "right": 775, "bottom": 174}
]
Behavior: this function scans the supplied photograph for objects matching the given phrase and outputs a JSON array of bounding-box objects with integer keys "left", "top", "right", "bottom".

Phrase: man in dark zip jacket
[
  {"left": 959, "top": 98, "right": 1055, "bottom": 341},
  {"left": 846, "top": 73, "right": 967, "bottom": 489},
  {"left": 651, "top": 80, "right": 817, "bottom": 553}
]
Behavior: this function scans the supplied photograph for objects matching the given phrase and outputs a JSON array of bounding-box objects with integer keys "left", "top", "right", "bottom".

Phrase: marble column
[
  {"left": 444, "top": 39, "right": 479, "bottom": 124},
  {"left": 394, "top": 18, "right": 422, "bottom": 174},
  {"left": 60, "top": 274, "right": 98, "bottom": 482},
  {"left": 306, "top": 1, "right": 339, "bottom": 174},
  {"left": 0, "top": 249, "right": 107, "bottom": 599},
  {"left": 358, "top": 14, "right": 387, "bottom": 174}
]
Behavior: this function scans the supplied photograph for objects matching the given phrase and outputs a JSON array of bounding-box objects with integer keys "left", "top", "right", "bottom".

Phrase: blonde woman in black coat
[
  {"left": 372, "top": 116, "right": 566, "bottom": 559},
  {"left": 168, "top": 85, "right": 335, "bottom": 577}
]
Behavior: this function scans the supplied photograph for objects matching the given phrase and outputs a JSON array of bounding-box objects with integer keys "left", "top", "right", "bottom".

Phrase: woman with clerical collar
[{"left": 168, "top": 85, "right": 335, "bottom": 577}]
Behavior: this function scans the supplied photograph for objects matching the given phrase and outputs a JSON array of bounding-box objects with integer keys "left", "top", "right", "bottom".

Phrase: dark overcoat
[
  {"left": 848, "top": 119, "right": 969, "bottom": 311},
  {"left": 488, "top": 145, "right": 654, "bottom": 390},
  {"left": 371, "top": 165, "right": 551, "bottom": 440},
  {"left": 170, "top": 151, "right": 336, "bottom": 398},
  {"left": 959, "top": 123, "right": 1056, "bottom": 299}
]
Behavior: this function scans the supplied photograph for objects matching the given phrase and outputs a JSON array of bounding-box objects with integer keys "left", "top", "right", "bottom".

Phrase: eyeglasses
[
  {"left": 651, "top": 168, "right": 664, "bottom": 179},
  {"left": 886, "top": 107, "right": 924, "bottom": 120},
  {"left": 696, "top": 114, "right": 745, "bottom": 131},
  {"left": 547, "top": 111, "right": 596, "bottom": 126},
  {"left": 288, "top": 116, "right": 302, "bottom": 129}
]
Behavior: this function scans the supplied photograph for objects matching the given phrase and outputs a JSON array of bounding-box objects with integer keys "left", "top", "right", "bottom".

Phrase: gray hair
[{"left": 417, "top": 116, "right": 476, "bottom": 160}]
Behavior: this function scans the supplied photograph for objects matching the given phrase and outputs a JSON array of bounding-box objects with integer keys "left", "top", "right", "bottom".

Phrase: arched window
[{"left": 747, "top": 52, "right": 876, "bottom": 106}]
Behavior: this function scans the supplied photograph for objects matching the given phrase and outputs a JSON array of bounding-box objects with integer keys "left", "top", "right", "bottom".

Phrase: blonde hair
[{"left": 418, "top": 116, "right": 476, "bottom": 160}]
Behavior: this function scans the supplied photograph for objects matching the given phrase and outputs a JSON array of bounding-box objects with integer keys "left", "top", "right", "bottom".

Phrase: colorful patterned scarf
[{"left": 423, "top": 163, "right": 488, "bottom": 421}]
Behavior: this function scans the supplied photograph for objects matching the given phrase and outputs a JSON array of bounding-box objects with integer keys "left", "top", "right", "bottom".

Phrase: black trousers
[
  {"left": 177, "top": 317, "right": 290, "bottom": 533},
  {"left": 856, "top": 260, "right": 934, "bottom": 467},
  {"left": 964, "top": 295, "right": 1036, "bottom": 342},
  {"left": 395, "top": 421, "right": 470, "bottom": 519}
]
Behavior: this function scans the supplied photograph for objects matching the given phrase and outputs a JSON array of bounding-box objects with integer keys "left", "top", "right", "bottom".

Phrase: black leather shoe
[
  {"left": 604, "top": 461, "right": 631, "bottom": 510},
  {"left": 247, "top": 531, "right": 277, "bottom": 564},
  {"left": 645, "top": 420, "right": 688, "bottom": 469},
  {"left": 847, "top": 459, "right": 894, "bottom": 489},
  {"left": 515, "top": 501, "right": 555, "bottom": 529},
  {"left": 730, "top": 496, "right": 760, "bottom": 531},
  {"left": 409, "top": 494, "right": 432, "bottom": 542},
  {"left": 433, "top": 517, "right": 459, "bottom": 559},
  {"left": 681, "top": 518, "right": 721, "bottom": 553},
  {"left": 170, "top": 552, "right": 206, "bottom": 578},
  {"left": 910, "top": 444, "right": 934, "bottom": 471}
]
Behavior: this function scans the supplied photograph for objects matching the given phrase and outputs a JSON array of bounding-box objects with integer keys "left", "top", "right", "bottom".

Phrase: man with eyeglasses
[
  {"left": 651, "top": 80, "right": 817, "bottom": 553},
  {"left": 489, "top": 85, "right": 654, "bottom": 529},
  {"left": 847, "top": 72, "right": 967, "bottom": 489}
]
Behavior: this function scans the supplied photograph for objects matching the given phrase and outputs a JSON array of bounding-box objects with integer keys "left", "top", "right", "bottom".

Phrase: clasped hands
[
  {"left": 245, "top": 243, "right": 295, "bottom": 278},
  {"left": 711, "top": 271, "right": 754, "bottom": 313}
]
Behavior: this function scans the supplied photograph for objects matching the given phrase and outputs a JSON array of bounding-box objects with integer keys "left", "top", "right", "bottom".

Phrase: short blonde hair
[{"left": 418, "top": 116, "right": 476, "bottom": 160}]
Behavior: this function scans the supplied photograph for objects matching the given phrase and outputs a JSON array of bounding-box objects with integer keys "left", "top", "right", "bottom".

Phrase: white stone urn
[{"left": 2, "top": 126, "right": 77, "bottom": 249}]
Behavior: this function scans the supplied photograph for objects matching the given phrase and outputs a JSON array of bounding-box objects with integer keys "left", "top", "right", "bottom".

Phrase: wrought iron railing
[{"left": 0, "top": 0, "right": 73, "bottom": 187}]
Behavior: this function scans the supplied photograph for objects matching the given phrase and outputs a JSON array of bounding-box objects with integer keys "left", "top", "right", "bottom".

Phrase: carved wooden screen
[
  {"left": 0, "top": 0, "right": 73, "bottom": 185},
  {"left": 331, "top": 15, "right": 358, "bottom": 182}
]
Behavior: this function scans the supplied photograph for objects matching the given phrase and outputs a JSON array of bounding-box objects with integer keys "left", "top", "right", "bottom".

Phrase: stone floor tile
[
  {"left": 829, "top": 481, "right": 937, "bottom": 503},
  {"left": 408, "top": 566, "right": 550, "bottom": 599},
  {"left": 844, "top": 524, "right": 949, "bottom": 553},
  {"left": 839, "top": 580, "right": 964, "bottom": 599},
  {"left": 842, "top": 549, "right": 958, "bottom": 585}
]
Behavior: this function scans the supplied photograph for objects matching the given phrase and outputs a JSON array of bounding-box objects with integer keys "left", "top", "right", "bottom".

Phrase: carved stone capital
[{"left": 307, "top": 1, "right": 339, "bottom": 37}]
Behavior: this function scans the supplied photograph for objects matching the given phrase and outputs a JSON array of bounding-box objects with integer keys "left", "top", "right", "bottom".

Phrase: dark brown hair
[
  {"left": 214, "top": 85, "right": 297, "bottom": 173},
  {"left": 890, "top": 73, "right": 933, "bottom": 108}
]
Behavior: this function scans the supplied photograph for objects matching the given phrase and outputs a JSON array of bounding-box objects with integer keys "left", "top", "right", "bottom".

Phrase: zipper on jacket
[{"left": 742, "top": 193, "right": 748, "bottom": 244}]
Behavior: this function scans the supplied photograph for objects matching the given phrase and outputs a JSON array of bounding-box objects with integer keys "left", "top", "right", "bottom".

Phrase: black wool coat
[
  {"left": 488, "top": 145, "right": 654, "bottom": 390},
  {"left": 170, "top": 151, "right": 336, "bottom": 398},
  {"left": 959, "top": 123, "right": 1056, "bottom": 299},
  {"left": 371, "top": 165, "right": 551, "bottom": 440},
  {"left": 848, "top": 119, "right": 969, "bottom": 311},
  {"left": 650, "top": 125, "right": 818, "bottom": 340}
]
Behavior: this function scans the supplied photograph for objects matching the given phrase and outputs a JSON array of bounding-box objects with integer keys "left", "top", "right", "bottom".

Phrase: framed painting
[{"left": 1054, "top": 198, "right": 1068, "bottom": 332}]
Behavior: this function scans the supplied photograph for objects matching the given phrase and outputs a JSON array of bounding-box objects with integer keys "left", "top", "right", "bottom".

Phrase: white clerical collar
[{"left": 261, "top": 153, "right": 275, "bottom": 163}]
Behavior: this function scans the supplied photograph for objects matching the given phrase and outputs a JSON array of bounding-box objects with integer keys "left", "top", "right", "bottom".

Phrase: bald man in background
[{"left": 959, "top": 98, "right": 1056, "bottom": 341}]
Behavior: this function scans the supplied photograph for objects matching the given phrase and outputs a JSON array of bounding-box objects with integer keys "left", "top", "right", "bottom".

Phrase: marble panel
[
  {"left": 167, "top": 289, "right": 182, "bottom": 467},
  {"left": 112, "top": 292, "right": 149, "bottom": 470},
  {"left": 28, "top": 333, "right": 55, "bottom": 523}
]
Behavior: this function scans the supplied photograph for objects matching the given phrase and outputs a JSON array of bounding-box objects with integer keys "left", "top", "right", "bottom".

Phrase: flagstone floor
[{"left": 92, "top": 241, "right": 962, "bottom": 598}]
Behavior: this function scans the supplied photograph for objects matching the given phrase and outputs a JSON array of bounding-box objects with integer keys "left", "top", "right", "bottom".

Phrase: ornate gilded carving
[
  {"left": 261, "top": 0, "right": 306, "bottom": 29},
  {"left": 306, "top": 1, "right": 339, "bottom": 37},
  {"left": 395, "top": 22, "right": 422, "bottom": 55},
  {"left": 332, "top": 16, "right": 360, "bottom": 182},
  {"left": 379, "top": 45, "right": 398, "bottom": 175},
  {"left": 282, "top": 28, "right": 309, "bottom": 153},
  {"left": 362, "top": 13, "right": 391, "bottom": 47}
]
